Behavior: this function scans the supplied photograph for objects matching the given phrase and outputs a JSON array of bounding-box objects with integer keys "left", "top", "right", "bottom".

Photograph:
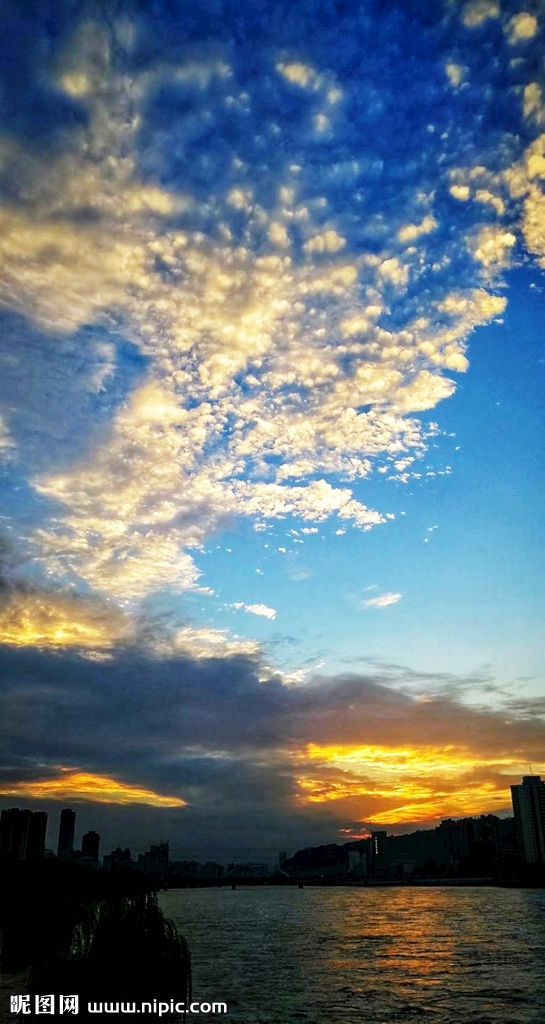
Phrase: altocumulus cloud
[{"left": 0, "top": 0, "right": 544, "bottom": 606}]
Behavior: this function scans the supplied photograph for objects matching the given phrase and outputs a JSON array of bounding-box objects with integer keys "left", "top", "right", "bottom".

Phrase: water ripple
[{"left": 160, "top": 887, "right": 545, "bottom": 1024}]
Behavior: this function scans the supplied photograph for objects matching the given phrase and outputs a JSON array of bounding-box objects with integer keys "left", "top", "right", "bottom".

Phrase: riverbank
[{"left": 0, "top": 861, "right": 190, "bottom": 1022}]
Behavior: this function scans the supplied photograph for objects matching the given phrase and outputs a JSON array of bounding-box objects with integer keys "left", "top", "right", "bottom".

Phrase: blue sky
[
  {"left": 178, "top": 262, "right": 545, "bottom": 693},
  {"left": 0, "top": 0, "right": 544, "bottom": 858}
]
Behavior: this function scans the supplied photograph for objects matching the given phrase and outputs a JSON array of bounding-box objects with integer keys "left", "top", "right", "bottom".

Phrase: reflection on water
[{"left": 160, "top": 887, "right": 545, "bottom": 1024}]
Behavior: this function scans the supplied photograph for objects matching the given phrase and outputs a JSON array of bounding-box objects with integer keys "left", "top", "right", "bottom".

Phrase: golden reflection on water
[
  {"left": 162, "top": 885, "right": 545, "bottom": 1023},
  {"left": 322, "top": 890, "right": 456, "bottom": 992}
]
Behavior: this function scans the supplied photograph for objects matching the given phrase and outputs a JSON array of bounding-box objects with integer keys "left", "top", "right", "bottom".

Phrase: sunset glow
[
  {"left": 295, "top": 743, "right": 543, "bottom": 779},
  {"left": 0, "top": 772, "right": 186, "bottom": 808},
  {"left": 0, "top": 0, "right": 544, "bottom": 858},
  {"left": 293, "top": 744, "right": 545, "bottom": 825},
  {"left": 295, "top": 775, "right": 515, "bottom": 822},
  {"left": 0, "top": 593, "right": 132, "bottom": 649}
]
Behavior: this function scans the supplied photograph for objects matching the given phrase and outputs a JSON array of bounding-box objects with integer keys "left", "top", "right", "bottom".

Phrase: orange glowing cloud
[
  {"left": 297, "top": 742, "right": 523, "bottom": 776},
  {"left": 0, "top": 771, "right": 186, "bottom": 808},
  {"left": 364, "top": 782, "right": 509, "bottom": 825},
  {"left": 291, "top": 743, "right": 545, "bottom": 827}
]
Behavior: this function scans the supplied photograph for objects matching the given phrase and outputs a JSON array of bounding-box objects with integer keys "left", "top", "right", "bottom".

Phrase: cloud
[
  {"left": 1, "top": 639, "right": 545, "bottom": 850},
  {"left": 304, "top": 229, "right": 346, "bottom": 253},
  {"left": 0, "top": 575, "right": 134, "bottom": 651},
  {"left": 228, "top": 601, "right": 276, "bottom": 620},
  {"left": 461, "top": 1, "right": 500, "bottom": 29},
  {"left": 506, "top": 12, "right": 538, "bottom": 44},
  {"left": 244, "top": 604, "right": 277, "bottom": 620},
  {"left": 1, "top": 3, "right": 539, "bottom": 605},
  {"left": 0, "top": 771, "right": 186, "bottom": 808},
  {"left": 0, "top": 566, "right": 262, "bottom": 661},
  {"left": 361, "top": 592, "right": 402, "bottom": 609},
  {"left": 1, "top": 3, "right": 545, "bottom": 859},
  {"left": 172, "top": 626, "right": 260, "bottom": 660}
]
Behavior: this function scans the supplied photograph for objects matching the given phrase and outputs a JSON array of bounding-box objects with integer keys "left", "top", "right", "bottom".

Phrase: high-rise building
[
  {"left": 369, "top": 830, "right": 389, "bottom": 876},
  {"left": 1, "top": 808, "right": 31, "bottom": 859},
  {"left": 82, "top": 830, "right": 100, "bottom": 863},
  {"left": 57, "top": 808, "right": 76, "bottom": 860},
  {"left": 27, "top": 811, "right": 47, "bottom": 859},
  {"left": 438, "top": 818, "right": 472, "bottom": 865},
  {"left": 0, "top": 808, "right": 48, "bottom": 860},
  {"left": 511, "top": 775, "right": 545, "bottom": 864}
]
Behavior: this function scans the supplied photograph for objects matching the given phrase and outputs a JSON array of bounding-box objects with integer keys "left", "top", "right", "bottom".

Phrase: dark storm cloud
[{"left": 1, "top": 639, "right": 545, "bottom": 850}]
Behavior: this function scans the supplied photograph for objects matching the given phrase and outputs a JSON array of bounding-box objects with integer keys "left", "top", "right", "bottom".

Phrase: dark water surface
[{"left": 159, "top": 886, "right": 545, "bottom": 1024}]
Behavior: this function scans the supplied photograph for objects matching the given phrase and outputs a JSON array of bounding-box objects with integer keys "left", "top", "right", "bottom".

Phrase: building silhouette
[
  {"left": 199, "top": 861, "right": 224, "bottom": 879},
  {"left": 82, "top": 830, "right": 100, "bottom": 864},
  {"left": 347, "top": 849, "right": 367, "bottom": 876},
  {"left": 0, "top": 808, "right": 47, "bottom": 860},
  {"left": 27, "top": 811, "right": 48, "bottom": 859},
  {"left": 57, "top": 808, "right": 76, "bottom": 860},
  {"left": 136, "top": 841, "right": 169, "bottom": 880},
  {"left": 437, "top": 818, "right": 472, "bottom": 866},
  {"left": 285, "top": 811, "right": 517, "bottom": 880},
  {"left": 103, "top": 847, "right": 133, "bottom": 871},
  {"left": 369, "top": 830, "right": 388, "bottom": 876},
  {"left": 511, "top": 775, "right": 545, "bottom": 863}
]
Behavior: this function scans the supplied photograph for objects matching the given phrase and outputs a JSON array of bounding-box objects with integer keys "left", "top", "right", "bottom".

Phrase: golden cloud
[
  {"left": 291, "top": 742, "right": 545, "bottom": 826},
  {"left": 506, "top": 12, "right": 538, "bottom": 44},
  {"left": 0, "top": 770, "right": 186, "bottom": 808},
  {"left": 0, "top": 589, "right": 133, "bottom": 650},
  {"left": 461, "top": 0, "right": 499, "bottom": 28}
]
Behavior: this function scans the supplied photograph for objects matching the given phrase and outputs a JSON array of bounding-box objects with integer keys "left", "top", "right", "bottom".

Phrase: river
[{"left": 159, "top": 886, "right": 545, "bottom": 1024}]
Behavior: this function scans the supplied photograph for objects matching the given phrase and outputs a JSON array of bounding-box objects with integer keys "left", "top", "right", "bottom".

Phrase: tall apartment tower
[
  {"left": 27, "top": 811, "right": 48, "bottom": 859},
  {"left": 57, "top": 808, "right": 76, "bottom": 860},
  {"left": 510, "top": 775, "right": 545, "bottom": 863},
  {"left": 0, "top": 808, "right": 47, "bottom": 860},
  {"left": 82, "top": 830, "right": 100, "bottom": 863}
]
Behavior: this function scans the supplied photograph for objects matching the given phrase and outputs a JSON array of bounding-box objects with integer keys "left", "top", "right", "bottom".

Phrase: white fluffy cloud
[
  {"left": 0, "top": 8, "right": 542, "bottom": 607},
  {"left": 230, "top": 601, "right": 276, "bottom": 619},
  {"left": 361, "top": 592, "right": 402, "bottom": 609},
  {"left": 244, "top": 604, "right": 277, "bottom": 620}
]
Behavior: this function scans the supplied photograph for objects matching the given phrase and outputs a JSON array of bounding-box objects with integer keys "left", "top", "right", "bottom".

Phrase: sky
[{"left": 0, "top": 0, "right": 544, "bottom": 862}]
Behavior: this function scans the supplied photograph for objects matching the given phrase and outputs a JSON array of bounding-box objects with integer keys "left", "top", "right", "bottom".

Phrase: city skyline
[
  {"left": 4, "top": 773, "right": 544, "bottom": 886},
  {"left": 1, "top": 772, "right": 541, "bottom": 868},
  {"left": 0, "top": 0, "right": 544, "bottom": 858},
  {"left": 6, "top": 777, "right": 545, "bottom": 882},
  {"left": 0, "top": 797, "right": 518, "bottom": 868}
]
